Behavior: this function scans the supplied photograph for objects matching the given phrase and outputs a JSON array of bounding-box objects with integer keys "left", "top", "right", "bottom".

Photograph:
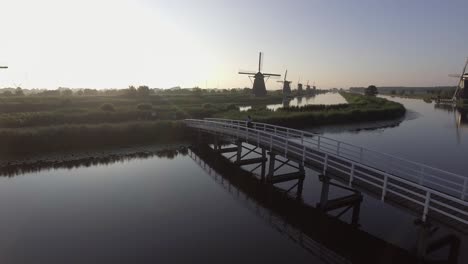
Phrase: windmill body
[
  {"left": 277, "top": 70, "right": 292, "bottom": 96},
  {"left": 305, "top": 80, "right": 311, "bottom": 94},
  {"left": 239, "top": 52, "right": 280, "bottom": 97},
  {"left": 297, "top": 83, "right": 303, "bottom": 95},
  {"left": 461, "top": 74, "right": 468, "bottom": 99}
]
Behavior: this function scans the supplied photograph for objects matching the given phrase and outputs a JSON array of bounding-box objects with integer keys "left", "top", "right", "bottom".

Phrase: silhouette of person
[{"left": 247, "top": 115, "right": 253, "bottom": 128}]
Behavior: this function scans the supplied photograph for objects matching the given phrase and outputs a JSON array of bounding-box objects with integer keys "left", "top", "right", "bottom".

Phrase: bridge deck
[{"left": 185, "top": 118, "right": 468, "bottom": 232}]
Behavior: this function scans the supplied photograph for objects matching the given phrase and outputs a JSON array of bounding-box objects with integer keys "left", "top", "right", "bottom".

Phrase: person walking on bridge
[{"left": 246, "top": 115, "right": 253, "bottom": 129}]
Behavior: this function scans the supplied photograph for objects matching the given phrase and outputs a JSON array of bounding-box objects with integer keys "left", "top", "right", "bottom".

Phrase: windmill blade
[
  {"left": 263, "top": 73, "right": 281, "bottom": 77},
  {"left": 449, "top": 74, "right": 461, "bottom": 78},
  {"left": 258, "top": 52, "right": 263, "bottom": 72},
  {"left": 238, "top": 71, "right": 256, "bottom": 75},
  {"left": 0, "top": 66, "right": 8, "bottom": 69},
  {"left": 284, "top": 70, "right": 288, "bottom": 82}
]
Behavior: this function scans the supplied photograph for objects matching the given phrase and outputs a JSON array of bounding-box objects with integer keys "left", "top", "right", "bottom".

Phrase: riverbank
[
  {"left": 0, "top": 143, "right": 189, "bottom": 177},
  {"left": 215, "top": 92, "right": 406, "bottom": 128}
]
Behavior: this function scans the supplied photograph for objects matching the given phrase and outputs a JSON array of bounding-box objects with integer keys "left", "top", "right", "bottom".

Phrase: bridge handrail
[
  {"left": 204, "top": 118, "right": 468, "bottom": 192},
  {"left": 195, "top": 118, "right": 468, "bottom": 200}
]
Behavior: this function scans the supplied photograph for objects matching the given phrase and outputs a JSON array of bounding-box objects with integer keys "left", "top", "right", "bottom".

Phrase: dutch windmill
[
  {"left": 448, "top": 58, "right": 468, "bottom": 100},
  {"left": 305, "top": 80, "right": 311, "bottom": 94},
  {"left": 239, "top": 52, "right": 281, "bottom": 96},
  {"left": 297, "top": 76, "right": 303, "bottom": 95},
  {"left": 277, "top": 70, "right": 292, "bottom": 96}
]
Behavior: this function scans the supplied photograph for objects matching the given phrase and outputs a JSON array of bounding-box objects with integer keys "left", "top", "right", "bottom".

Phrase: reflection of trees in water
[{"left": 0, "top": 147, "right": 188, "bottom": 177}]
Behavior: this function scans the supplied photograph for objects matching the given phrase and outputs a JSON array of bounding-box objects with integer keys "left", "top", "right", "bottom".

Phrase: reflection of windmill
[
  {"left": 239, "top": 52, "right": 281, "bottom": 97},
  {"left": 277, "top": 70, "right": 292, "bottom": 96},
  {"left": 448, "top": 58, "right": 468, "bottom": 100}
]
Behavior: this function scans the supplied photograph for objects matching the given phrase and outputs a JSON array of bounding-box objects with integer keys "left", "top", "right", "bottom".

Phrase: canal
[{"left": 0, "top": 95, "right": 466, "bottom": 263}]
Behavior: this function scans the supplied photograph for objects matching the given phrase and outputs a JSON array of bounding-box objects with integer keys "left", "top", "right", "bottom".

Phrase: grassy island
[{"left": 216, "top": 92, "right": 406, "bottom": 128}]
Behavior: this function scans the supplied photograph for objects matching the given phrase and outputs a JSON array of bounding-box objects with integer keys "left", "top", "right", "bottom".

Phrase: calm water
[
  {"left": 0, "top": 96, "right": 467, "bottom": 263},
  {"left": 313, "top": 96, "right": 468, "bottom": 176},
  {"left": 239, "top": 92, "right": 347, "bottom": 111}
]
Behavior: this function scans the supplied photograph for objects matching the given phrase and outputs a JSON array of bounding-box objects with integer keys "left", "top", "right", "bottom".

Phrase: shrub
[
  {"left": 365, "top": 85, "right": 378, "bottom": 96},
  {"left": 202, "top": 103, "right": 213, "bottom": 109},
  {"left": 225, "top": 103, "right": 238, "bottom": 111},
  {"left": 100, "top": 103, "right": 115, "bottom": 112},
  {"left": 137, "top": 103, "right": 152, "bottom": 111}
]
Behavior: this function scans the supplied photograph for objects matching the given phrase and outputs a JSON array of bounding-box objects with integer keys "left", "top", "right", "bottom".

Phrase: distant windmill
[
  {"left": 297, "top": 76, "right": 303, "bottom": 95},
  {"left": 448, "top": 58, "right": 468, "bottom": 100},
  {"left": 277, "top": 69, "right": 292, "bottom": 96},
  {"left": 239, "top": 52, "right": 281, "bottom": 96},
  {"left": 305, "top": 80, "right": 311, "bottom": 94}
]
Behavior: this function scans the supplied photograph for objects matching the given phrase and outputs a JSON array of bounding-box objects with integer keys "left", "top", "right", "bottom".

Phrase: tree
[
  {"left": 61, "top": 89, "right": 73, "bottom": 96},
  {"left": 126, "top": 86, "right": 137, "bottom": 97},
  {"left": 137, "top": 85, "right": 150, "bottom": 97},
  {"left": 364, "top": 85, "right": 378, "bottom": 96},
  {"left": 390, "top": 90, "right": 396, "bottom": 95},
  {"left": 15, "top": 87, "right": 24, "bottom": 96},
  {"left": 1, "top": 91, "right": 13, "bottom": 97}
]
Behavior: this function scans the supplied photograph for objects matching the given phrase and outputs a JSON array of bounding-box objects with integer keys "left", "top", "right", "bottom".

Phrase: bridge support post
[
  {"left": 351, "top": 198, "right": 362, "bottom": 226},
  {"left": 415, "top": 220, "right": 431, "bottom": 262},
  {"left": 260, "top": 149, "right": 266, "bottom": 181},
  {"left": 414, "top": 219, "right": 461, "bottom": 263},
  {"left": 318, "top": 174, "right": 330, "bottom": 209},
  {"left": 213, "top": 136, "right": 220, "bottom": 151},
  {"left": 296, "top": 164, "right": 305, "bottom": 199},
  {"left": 236, "top": 140, "right": 242, "bottom": 163},
  {"left": 267, "top": 152, "right": 277, "bottom": 183}
]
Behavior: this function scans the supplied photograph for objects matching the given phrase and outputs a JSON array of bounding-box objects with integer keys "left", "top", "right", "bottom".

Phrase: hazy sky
[{"left": 0, "top": 0, "right": 467, "bottom": 89}]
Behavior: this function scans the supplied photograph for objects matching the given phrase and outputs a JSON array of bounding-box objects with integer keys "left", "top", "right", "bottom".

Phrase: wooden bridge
[{"left": 184, "top": 118, "right": 468, "bottom": 232}]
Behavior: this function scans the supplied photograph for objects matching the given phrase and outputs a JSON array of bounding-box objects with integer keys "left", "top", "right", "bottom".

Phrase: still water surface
[
  {"left": 313, "top": 96, "right": 468, "bottom": 176},
  {"left": 240, "top": 92, "right": 347, "bottom": 111},
  {"left": 0, "top": 95, "right": 467, "bottom": 263}
]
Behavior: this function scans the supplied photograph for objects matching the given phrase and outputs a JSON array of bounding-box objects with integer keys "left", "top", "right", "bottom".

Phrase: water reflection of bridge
[{"left": 189, "top": 144, "right": 461, "bottom": 264}]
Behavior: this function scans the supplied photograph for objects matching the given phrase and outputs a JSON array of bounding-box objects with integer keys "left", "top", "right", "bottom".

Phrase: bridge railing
[
  {"left": 185, "top": 118, "right": 468, "bottom": 227},
  {"left": 204, "top": 118, "right": 468, "bottom": 201}
]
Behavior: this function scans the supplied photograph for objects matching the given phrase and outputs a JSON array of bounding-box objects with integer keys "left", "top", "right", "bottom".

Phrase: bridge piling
[
  {"left": 318, "top": 174, "right": 330, "bottom": 209},
  {"left": 260, "top": 149, "right": 266, "bottom": 181},
  {"left": 267, "top": 152, "right": 277, "bottom": 183},
  {"left": 236, "top": 140, "right": 242, "bottom": 163}
]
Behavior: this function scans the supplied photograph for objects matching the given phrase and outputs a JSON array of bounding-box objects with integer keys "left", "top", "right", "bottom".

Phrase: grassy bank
[
  {"left": 1, "top": 91, "right": 405, "bottom": 157},
  {"left": 0, "top": 92, "right": 283, "bottom": 128},
  {"left": 0, "top": 121, "right": 188, "bottom": 157},
  {"left": 0, "top": 91, "right": 285, "bottom": 157},
  {"left": 215, "top": 92, "right": 406, "bottom": 128}
]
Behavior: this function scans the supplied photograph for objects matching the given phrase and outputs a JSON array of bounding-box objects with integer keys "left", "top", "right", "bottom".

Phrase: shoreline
[{"left": 0, "top": 142, "right": 190, "bottom": 177}]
